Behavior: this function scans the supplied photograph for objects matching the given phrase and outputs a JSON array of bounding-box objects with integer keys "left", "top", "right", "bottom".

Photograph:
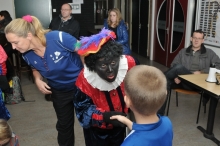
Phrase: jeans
[
  {"left": 51, "top": 88, "right": 75, "bottom": 146},
  {"left": 158, "top": 64, "right": 192, "bottom": 115},
  {"left": 165, "top": 64, "right": 192, "bottom": 90}
]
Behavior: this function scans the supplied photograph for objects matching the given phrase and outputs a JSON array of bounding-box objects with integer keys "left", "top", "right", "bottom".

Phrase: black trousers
[
  {"left": 83, "top": 127, "right": 125, "bottom": 146},
  {"left": 6, "top": 59, "right": 15, "bottom": 81},
  {"left": 51, "top": 88, "right": 75, "bottom": 146},
  {"left": 0, "top": 75, "right": 10, "bottom": 92},
  {"left": 158, "top": 64, "right": 193, "bottom": 115}
]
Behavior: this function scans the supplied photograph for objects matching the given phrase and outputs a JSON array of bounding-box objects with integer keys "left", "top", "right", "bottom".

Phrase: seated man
[{"left": 158, "top": 29, "right": 220, "bottom": 115}]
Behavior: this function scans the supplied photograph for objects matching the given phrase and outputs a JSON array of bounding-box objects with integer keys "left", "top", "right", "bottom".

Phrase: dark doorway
[
  {"left": 132, "top": 0, "right": 149, "bottom": 57},
  {"left": 153, "top": 0, "right": 189, "bottom": 67},
  {"left": 94, "top": 0, "right": 107, "bottom": 25},
  {"left": 14, "top": 0, "right": 51, "bottom": 28}
]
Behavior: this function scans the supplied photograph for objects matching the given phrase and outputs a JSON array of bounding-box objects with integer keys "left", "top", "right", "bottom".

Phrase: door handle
[{"left": 166, "top": 27, "right": 169, "bottom": 34}]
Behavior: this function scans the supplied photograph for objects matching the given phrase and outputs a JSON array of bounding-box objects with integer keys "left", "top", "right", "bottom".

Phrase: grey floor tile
[{"left": 5, "top": 53, "right": 220, "bottom": 146}]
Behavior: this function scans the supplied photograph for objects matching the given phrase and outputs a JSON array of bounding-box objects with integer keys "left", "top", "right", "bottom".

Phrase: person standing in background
[
  {"left": 47, "top": 3, "right": 81, "bottom": 101},
  {"left": 49, "top": 3, "right": 80, "bottom": 39},
  {"left": 104, "top": 8, "right": 131, "bottom": 55},
  {"left": 0, "top": 10, "right": 12, "bottom": 33}
]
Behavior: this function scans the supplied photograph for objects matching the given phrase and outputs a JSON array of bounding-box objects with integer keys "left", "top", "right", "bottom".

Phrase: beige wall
[{"left": 0, "top": 0, "right": 15, "bottom": 19}]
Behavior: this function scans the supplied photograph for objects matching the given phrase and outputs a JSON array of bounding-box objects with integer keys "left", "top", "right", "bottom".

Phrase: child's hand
[
  {"left": 103, "top": 112, "right": 126, "bottom": 127},
  {"left": 110, "top": 115, "right": 132, "bottom": 130},
  {"left": 110, "top": 115, "right": 127, "bottom": 123}
]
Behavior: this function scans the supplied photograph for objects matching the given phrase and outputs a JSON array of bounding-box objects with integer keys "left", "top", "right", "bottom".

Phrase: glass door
[{"left": 153, "top": 0, "right": 188, "bottom": 67}]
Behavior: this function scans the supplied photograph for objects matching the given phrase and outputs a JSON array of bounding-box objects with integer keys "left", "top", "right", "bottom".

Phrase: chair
[{"left": 166, "top": 88, "right": 206, "bottom": 124}]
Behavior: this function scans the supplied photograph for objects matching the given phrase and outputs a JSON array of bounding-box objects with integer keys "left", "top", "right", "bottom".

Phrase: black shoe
[{"left": 45, "top": 94, "right": 52, "bottom": 101}]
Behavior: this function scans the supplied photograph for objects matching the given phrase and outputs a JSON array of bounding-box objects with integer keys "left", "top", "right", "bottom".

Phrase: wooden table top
[{"left": 179, "top": 74, "right": 220, "bottom": 96}]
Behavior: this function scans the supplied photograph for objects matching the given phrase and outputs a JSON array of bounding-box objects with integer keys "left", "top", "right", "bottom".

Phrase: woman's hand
[
  {"left": 32, "top": 69, "right": 52, "bottom": 94},
  {"left": 35, "top": 78, "right": 52, "bottom": 94}
]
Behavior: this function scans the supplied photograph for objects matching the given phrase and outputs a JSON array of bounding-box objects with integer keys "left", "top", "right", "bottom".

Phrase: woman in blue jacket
[{"left": 104, "top": 8, "right": 131, "bottom": 55}]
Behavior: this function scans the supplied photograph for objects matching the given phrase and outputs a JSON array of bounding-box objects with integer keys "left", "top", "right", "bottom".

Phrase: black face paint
[{"left": 94, "top": 57, "right": 120, "bottom": 82}]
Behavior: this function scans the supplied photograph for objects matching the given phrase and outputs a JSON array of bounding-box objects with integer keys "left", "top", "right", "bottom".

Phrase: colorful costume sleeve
[
  {"left": 0, "top": 45, "right": 8, "bottom": 75},
  {"left": 0, "top": 89, "right": 11, "bottom": 120},
  {"left": 0, "top": 45, "right": 7, "bottom": 63},
  {"left": 74, "top": 87, "right": 106, "bottom": 129}
]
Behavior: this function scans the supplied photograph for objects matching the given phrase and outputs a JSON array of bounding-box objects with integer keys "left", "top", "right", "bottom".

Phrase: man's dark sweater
[{"left": 49, "top": 14, "right": 80, "bottom": 39}]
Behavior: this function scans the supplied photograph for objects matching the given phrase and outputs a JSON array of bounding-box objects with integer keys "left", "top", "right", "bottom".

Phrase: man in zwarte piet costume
[{"left": 74, "top": 28, "right": 136, "bottom": 146}]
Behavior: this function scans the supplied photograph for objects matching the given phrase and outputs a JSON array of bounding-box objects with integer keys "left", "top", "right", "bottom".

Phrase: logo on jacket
[
  {"left": 54, "top": 51, "right": 60, "bottom": 59},
  {"left": 50, "top": 51, "right": 64, "bottom": 63}
]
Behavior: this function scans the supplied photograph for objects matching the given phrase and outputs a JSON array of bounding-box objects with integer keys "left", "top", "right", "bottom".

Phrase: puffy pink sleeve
[{"left": 0, "top": 45, "right": 7, "bottom": 63}]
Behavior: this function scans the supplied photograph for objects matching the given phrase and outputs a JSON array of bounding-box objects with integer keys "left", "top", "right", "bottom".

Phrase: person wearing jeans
[{"left": 158, "top": 29, "right": 220, "bottom": 116}]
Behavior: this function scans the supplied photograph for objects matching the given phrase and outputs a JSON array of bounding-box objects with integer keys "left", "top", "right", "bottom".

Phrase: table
[{"left": 179, "top": 74, "right": 220, "bottom": 145}]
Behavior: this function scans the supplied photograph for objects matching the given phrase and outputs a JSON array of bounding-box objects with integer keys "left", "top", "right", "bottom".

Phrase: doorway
[
  {"left": 131, "top": 0, "right": 149, "bottom": 57},
  {"left": 153, "top": 0, "right": 188, "bottom": 67},
  {"left": 14, "top": 0, "right": 51, "bottom": 28}
]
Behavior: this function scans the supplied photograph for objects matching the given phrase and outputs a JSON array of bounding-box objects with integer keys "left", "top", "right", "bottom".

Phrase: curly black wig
[{"left": 84, "top": 40, "right": 123, "bottom": 71}]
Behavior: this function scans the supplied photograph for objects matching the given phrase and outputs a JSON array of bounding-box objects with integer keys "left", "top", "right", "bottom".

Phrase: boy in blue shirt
[{"left": 111, "top": 65, "right": 173, "bottom": 146}]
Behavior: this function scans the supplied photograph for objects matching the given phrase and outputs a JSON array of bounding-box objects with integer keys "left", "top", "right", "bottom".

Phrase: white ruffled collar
[{"left": 84, "top": 55, "right": 128, "bottom": 91}]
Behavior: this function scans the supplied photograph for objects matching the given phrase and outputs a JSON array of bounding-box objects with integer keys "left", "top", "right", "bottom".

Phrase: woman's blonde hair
[
  {"left": 0, "top": 119, "right": 12, "bottom": 143},
  {"left": 4, "top": 16, "right": 50, "bottom": 46},
  {"left": 107, "top": 8, "right": 122, "bottom": 28}
]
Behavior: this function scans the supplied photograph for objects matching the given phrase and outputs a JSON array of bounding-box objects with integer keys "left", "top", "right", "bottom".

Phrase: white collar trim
[{"left": 84, "top": 55, "right": 128, "bottom": 91}]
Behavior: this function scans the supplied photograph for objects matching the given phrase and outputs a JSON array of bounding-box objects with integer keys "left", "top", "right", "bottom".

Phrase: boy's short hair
[{"left": 124, "top": 65, "right": 167, "bottom": 116}]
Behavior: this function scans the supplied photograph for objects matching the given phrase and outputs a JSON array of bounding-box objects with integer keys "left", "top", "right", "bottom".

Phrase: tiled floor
[{"left": 5, "top": 52, "right": 220, "bottom": 146}]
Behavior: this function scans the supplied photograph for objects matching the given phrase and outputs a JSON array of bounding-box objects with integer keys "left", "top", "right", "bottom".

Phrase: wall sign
[
  {"left": 69, "top": 0, "right": 83, "bottom": 14},
  {"left": 196, "top": 0, "right": 220, "bottom": 47},
  {"left": 69, "top": 3, "right": 81, "bottom": 14}
]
